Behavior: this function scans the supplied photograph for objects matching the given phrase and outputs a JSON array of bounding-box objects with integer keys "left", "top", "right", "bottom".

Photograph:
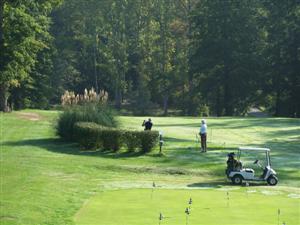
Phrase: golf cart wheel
[
  {"left": 267, "top": 176, "right": 278, "bottom": 186},
  {"left": 231, "top": 175, "right": 243, "bottom": 185}
]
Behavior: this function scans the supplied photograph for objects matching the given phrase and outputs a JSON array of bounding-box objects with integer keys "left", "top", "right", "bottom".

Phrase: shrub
[
  {"left": 56, "top": 103, "right": 117, "bottom": 140},
  {"left": 123, "top": 131, "right": 141, "bottom": 151},
  {"left": 101, "top": 129, "right": 124, "bottom": 152},
  {"left": 74, "top": 122, "right": 123, "bottom": 151},
  {"left": 73, "top": 122, "right": 158, "bottom": 153},
  {"left": 139, "top": 131, "right": 159, "bottom": 153},
  {"left": 197, "top": 104, "right": 210, "bottom": 117},
  {"left": 73, "top": 122, "right": 103, "bottom": 149}
]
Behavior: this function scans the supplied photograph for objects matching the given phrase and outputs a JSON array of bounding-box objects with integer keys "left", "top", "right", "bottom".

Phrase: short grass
[
  {"left": 75, "top": 189, "right": 299, "bottom": 225},
  {"left": 1, "top": 110, "right": 299, "bottom": 225}
]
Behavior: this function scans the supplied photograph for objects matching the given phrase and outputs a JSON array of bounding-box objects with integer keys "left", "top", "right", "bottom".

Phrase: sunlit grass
[
  {"left": 1, "top": 110, "right": 299, "bottom": 224},
  {"left": 75, "top": 188, "right": 300, "bottom": 225}
]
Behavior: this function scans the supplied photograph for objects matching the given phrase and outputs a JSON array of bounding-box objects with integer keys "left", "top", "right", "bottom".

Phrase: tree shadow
[
  {"left": 157, "top": 123, "right": 200, "bottom": 128},
  {"left": 187, "top": 181, "right": 229, "bottom": 188},
  {"left": 164, "top": 137, "right": 192, "bottom": 143},
  {"left": 3, "top": 138, "right": 146, "bottom": 159},
  {"left": 207, "top": 118, "right": 300, "bottom": 129},
  {"left": 188, "top": 181, "right": 269, "bottom": 188},
  {"left": 263, "top": 128, "right": 300, "bottom": 140}
]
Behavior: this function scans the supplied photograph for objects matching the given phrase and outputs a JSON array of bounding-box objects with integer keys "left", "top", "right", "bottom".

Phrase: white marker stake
[{"left": 246, "top": 182, "right": 249, "bottom": 198}]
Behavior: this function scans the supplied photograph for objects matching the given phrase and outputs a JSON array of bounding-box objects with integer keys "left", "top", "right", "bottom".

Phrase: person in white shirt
[{"left": 199, "top": 119, "right": 207, "bottom": 152}]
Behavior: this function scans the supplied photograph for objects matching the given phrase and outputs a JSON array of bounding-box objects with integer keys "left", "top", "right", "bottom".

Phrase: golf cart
[{"left": 226, "top": 147, "right": 278, "bottom": 186}]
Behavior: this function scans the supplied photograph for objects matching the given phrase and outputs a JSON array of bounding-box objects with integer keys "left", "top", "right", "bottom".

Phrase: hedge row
[
  {"left": 73, "top": 122, "right": 158, "bottom": 153},
  {"left": 56, "top": 103, "right": 117, "bottom": 141}
]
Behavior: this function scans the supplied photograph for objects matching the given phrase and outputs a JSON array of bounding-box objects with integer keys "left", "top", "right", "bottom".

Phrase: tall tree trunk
[
  {"left": 0, "top": 0, "right": 4, "bottom": 70},
  {"left": 163, "top": 95, "right": 168, "bottom": 116},
  {"left": 290, "top": 35, "right": 300, "bottom": 117},
  {"left": 274, "top": 89, "right": 281, "bottom": 117},
  {"left": 93, "top": 32, "right": 98, "bottom": 93},
  {"left": 216, "top": 87, "right": 221, "bottom": 116},
  {"left": 0, "top": 1, "right": 8, "bottom": 112},
  {"left": 0, "top": 83, "right": 9, "bottom": 112},
  {"left": 115, "top": 87, "right": 121, "bottom": 110},
  {"left": 186, "top": 0, "right": 194, "bottom": 115},
  {"left": 221, "top": 0, "right": 234, "bottom": 116},
  {"left": 223, "top": 65, "right": 233, "bottom": 116}
]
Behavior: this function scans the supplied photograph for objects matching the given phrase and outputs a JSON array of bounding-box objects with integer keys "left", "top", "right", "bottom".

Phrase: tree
[
  {"left": 0, "top": 0, "right": 62, "bottom": 111},
  {"left": 262, "top": 0, "right": 300, "bottom": 117},
  {"left": 191, "top": 0, "right": 263, "bottom": 116}
]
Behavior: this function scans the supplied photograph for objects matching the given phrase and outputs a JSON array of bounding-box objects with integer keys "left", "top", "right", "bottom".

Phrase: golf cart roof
[{"left": 238, "top": 147, "right": 270, "bottom": 152}]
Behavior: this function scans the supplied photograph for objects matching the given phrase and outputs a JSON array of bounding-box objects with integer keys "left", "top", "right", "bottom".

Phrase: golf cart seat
[
  {"left": 260, "top": 167, "right": 269, "bottom": 179},
  {"left": 235, "top": 161, "right": 243, "bottom": 170},
  {"left": 244, "top": 168, "right": 254, "bottom": 173}
]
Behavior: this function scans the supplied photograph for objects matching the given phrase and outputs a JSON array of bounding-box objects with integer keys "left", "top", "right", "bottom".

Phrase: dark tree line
[{"left": 0, "top": 0, "right": 299, "bottom": 117}]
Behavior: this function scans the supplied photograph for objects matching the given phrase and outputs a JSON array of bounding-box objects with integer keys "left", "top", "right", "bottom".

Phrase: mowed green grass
[
  {"left": 1, "top": 110, "right": 299, "bottom": 225},
  {"left": 75, "top": 189, "right": 299, "bottom": 225}
]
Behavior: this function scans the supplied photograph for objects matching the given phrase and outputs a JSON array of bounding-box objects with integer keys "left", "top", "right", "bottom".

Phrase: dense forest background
[{"left": 0, "top": 0, "right": 299, "bottom": 117}]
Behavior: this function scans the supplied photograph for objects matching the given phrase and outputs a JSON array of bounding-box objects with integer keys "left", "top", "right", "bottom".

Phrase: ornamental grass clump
[
  {"left": 61, "top": 88, "right": 108, "bottom": 106},
  {"left": 56, "top": 88, "right": 116, "bottom": 141}
]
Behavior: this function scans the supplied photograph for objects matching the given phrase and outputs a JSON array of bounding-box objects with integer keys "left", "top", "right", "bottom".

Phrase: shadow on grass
[
  {"left": 155, "top": 118, "right": 299, "bottom": 129},
  {"left": 4, "top": 138, "right": 299, "bottom": 186},
  {"left": 3, "top": 138, "right": 147, "bottom": 159},
  {"left": 164, "top": 137, "right": 191, "bottom": 143},
  {"left": 188, "top": 181, "right": 269, "bottom": 188},
  {"left": 157, "top": 123, "right": 200, "bottom": 128},
  {"left": 207, "top": 117, "right": 300, "bottom": 129},
  {"left": 187, "top": 181, "right": 229, "bottom": 188}
]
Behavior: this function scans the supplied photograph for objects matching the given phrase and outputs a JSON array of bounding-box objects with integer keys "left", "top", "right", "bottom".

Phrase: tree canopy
[{"left": 0, "top": 0, "right": 299, "bottom": 117}]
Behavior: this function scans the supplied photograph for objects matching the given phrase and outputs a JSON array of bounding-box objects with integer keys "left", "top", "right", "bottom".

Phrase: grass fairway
[
  {"left": 1, "top": 110, "right": 299, "bottom": 225},
  {"left": 75, "top": 188, "right": 299, "bottom": 225}
]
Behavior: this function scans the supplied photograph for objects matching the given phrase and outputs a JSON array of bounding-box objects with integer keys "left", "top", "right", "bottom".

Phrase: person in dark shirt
[
  {"left": 142, "top": 118, "right": 153, "bottom": 130},
  {"left": 226, "top": 152, "right": 242, "bottom": 175}
]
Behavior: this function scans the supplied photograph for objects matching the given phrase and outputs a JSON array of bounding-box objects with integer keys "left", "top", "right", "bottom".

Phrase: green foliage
[
  {"left": 1, "top": 0, "right": 299, "bottom": 118},
  {"left": 0, "top": 0, "right": 62, "bottom": 111},
  {"left": 74, "top": 122, "right": 123, "bottom": 151},
  {"left": 123, "top": 131, "right": 141, "bottom": 152},
  {"left": 139, "top": 130, "right": 159, "bottom": 153},
  {"left": 261, "top": 0, "right": 300, "bottom": 117},
  {"left": 73, "top": 122, "right": 103, "bottom": 149},
  {"left": 73, "top": 122, "right": 158, "bottom": 153},
  {"left": 190, "top": 0, "right": 263, "bottom": 116},
  {"left": 197, "top": 104, "right": 210, "bottom": 117},
  {"left": 56, "top": 103, "right": 117, "bottom": 140},
  {"left": 101, "top": 128, "right": 124, "bottom": 152}
]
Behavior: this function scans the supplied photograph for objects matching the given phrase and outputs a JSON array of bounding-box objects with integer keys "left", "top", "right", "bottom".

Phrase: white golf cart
[{"left": 227, "top": 147, "right": 278, "bottom": 186}]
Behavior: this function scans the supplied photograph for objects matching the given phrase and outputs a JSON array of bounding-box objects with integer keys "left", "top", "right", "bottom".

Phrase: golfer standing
[
  {"left": 199, "top": 119, "right": 207, "bottom": 152},
  {"left": 142, "top": 118, "right": 153, "bottom": 130}
]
